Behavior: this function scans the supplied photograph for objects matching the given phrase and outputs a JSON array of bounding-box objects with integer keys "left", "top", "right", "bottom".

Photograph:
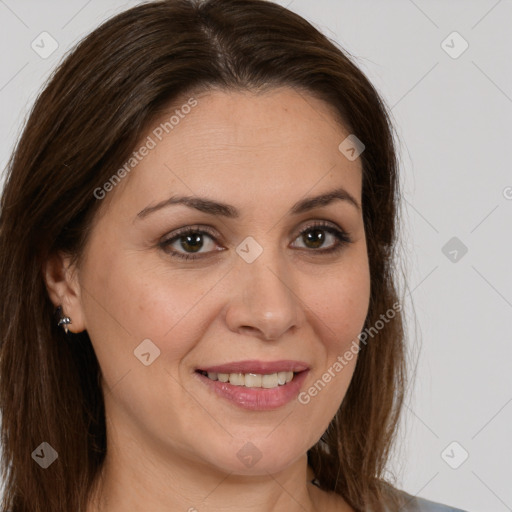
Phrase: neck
[
  {"left": 85, "top": 402, "right": 353, "bottom": 512},
  {"left": 87, "top": 449, "right": 325, "bottom": 512}
]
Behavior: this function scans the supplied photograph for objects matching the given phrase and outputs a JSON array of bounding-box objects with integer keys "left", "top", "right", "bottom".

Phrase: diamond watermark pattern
[
  {"left": 442, "top": 236, "right": 468, "bottom": 263},
  {"left": 237, "top": 441, "right": 263, "bottom": 468},
  {"left": 338, "top": 134, "right": 365, "bottom": 161},
  {"left": 134, "top": 338, "right": 161, "bottom": 366},
  {"left": 236, "top": 236, "right": 263, "bottom": 263},
  {"left": 441, "top": 31, "right": 469, "bottom": 59},
  {"left": 441, "top": 441, "right": 469, "bottom": 469},
  {"left": 31, "top": 31, "right": 59, "bottom": 59},
  {"left": 31, "top": 442, "right": 58, "bottom": 469}
]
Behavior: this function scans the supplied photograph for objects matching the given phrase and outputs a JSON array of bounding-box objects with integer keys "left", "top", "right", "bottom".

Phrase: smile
[
  {"left": 194, "top": 360, "right": 310, "bottom": 411},
  {"left": 197, "top": 370, "right": 295, "bottom": 389}
]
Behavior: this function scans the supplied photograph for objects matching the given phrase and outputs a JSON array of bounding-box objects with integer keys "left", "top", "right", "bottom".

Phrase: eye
[
  {"left": 292, "top": 221, "right": 352, "bottom": 254},
  {"left": 159, "top": 225, "right": 221, "bottom": 261},
  {"left": 159, "top": 221, "right": 352, "bottom": 261}
]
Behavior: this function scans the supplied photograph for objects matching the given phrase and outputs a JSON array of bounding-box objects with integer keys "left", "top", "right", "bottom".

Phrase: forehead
[{"left": 105, "top": 87, "right": 363, "bottom": 219}]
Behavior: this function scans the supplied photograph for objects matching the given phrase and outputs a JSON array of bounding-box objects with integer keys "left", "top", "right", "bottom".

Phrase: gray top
[
  {"left": 309, "top": 479, "right": 467, "bottom": 511},
  {"left": 398, "top": 495, "right": 468, "bottom": 511},
  {"left": 7, "top": 494, "right": 468, "bottom": 512}
]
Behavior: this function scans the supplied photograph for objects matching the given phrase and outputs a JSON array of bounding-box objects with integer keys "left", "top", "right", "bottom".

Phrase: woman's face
[{"left": 68, "top": 87, "right": 370, "bottom": 477}]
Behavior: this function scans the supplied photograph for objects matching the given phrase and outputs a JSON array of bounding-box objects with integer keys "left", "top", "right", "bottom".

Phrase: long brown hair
[{"left": 0, "top": 1, "right": 408, "bottom": 510}]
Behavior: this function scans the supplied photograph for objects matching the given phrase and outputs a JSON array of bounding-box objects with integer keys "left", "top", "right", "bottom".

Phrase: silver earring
[{"left": 56, "top": 306, "right": 72, "bottom": 334}]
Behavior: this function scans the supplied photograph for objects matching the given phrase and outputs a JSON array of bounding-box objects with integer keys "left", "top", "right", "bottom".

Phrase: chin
[{"left": 195, "top": 432, "right": 313, "bottom": 476}]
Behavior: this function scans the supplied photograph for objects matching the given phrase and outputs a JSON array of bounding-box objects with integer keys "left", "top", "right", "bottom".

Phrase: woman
[{"left": 0, "top": 1, "right": 467, "bottom": 511}]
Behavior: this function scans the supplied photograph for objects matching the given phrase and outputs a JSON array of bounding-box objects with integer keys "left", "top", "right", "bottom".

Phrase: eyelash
[{"left": 159, "top": 221, "right": 352, "bottom": 261}]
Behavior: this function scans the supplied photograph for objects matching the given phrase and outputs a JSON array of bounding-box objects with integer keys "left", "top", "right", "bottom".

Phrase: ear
[{"left": 43, "top": 251, "right": 87, "bottom": 333}]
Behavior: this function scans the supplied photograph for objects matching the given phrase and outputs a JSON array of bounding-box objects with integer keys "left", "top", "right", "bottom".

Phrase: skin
[{"left": 44, "top": 87, "right": 370, "bottom": 512}]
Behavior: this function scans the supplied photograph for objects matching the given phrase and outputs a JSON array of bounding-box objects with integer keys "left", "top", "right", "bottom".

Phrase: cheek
[
  {"left": 297, "top": 254, "right": 370, "bottom": 414},
  {"left": 80, "top": 244, "right": 222, "bottom": 370},
  {"left": 78, "top": 249, "right": 213, "bottom": 447},
  {"left": 307, "top": 257, "right": 371, "bottom": 353}
]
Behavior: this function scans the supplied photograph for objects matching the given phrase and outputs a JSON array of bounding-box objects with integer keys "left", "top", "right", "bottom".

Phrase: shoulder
[{"left": 401, "top": 494, "right": 469, "bottom": 512}]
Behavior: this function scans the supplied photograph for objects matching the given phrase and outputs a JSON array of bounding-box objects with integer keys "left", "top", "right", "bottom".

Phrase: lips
[
  {"left": 194, "top": 365, "right": 310, "bottom": 410},
  {"left": 193, "top": 360, "right": 311, "bottom": 410},
  {"left": 196, "top": 359, "right": 310, "bottom": 374}
]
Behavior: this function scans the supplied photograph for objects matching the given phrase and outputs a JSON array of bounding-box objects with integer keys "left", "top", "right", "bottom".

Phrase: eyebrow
[{"left": 136, "top": 186, "right": 361, "bottom": 220}]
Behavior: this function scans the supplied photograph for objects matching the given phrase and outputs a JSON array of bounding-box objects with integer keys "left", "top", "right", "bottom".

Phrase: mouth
[
  {"left": 196, "top": 369, "right": 303, "bottom": 389},
  {"left": 195, "top": 359, "right": 309, "bottom": 389},
  {"left": 193, "top": 360, "right": 310, "bottom": 409}
]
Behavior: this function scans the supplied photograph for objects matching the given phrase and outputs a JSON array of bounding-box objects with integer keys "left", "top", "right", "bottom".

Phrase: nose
[{"left": 224, "top": 246, "right": 303, "bottom": 341}]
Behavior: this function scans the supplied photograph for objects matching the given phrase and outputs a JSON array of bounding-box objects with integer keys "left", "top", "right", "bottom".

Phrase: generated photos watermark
[
  {"left": 93, "top": 97, "right": 198, "bottom": 200},
  {"left": 297, "top": 301, "right": 402, "bottom": 405}
]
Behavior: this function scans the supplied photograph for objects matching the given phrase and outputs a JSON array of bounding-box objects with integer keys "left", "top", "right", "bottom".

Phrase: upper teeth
[{"left": 205, "top": 371, "right": 294, "bottom": 388}]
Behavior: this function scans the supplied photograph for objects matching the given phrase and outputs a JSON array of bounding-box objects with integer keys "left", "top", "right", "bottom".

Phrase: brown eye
[
  {"left": 300, "top": 227, "right": 328, "bottom": 249},
  {"left": 292, "top": 222, "right": 352, "bottom": 254},
  {"left": 160, "top": 227, "right": 222, "bottom": 260},
  {"left": 159, "top": 222, "right": 352, "bottom": 262}
]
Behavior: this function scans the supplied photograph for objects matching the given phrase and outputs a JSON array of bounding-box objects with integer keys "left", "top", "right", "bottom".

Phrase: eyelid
[
  {"left": 160, "top": 224, "right": 219, "bottom": 243},
  {"left": 160, "top": 220, "right": 347, "bottom": 242}
]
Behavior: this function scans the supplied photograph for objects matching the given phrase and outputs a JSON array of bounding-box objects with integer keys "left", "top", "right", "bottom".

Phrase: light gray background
[{"left": 1, "top": 1, "right": 511, "bottom": 511}]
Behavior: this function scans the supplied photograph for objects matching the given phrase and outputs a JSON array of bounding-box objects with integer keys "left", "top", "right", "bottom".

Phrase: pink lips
[{"left": 194, "top": 360, "right": 310, "bottom": 411}]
